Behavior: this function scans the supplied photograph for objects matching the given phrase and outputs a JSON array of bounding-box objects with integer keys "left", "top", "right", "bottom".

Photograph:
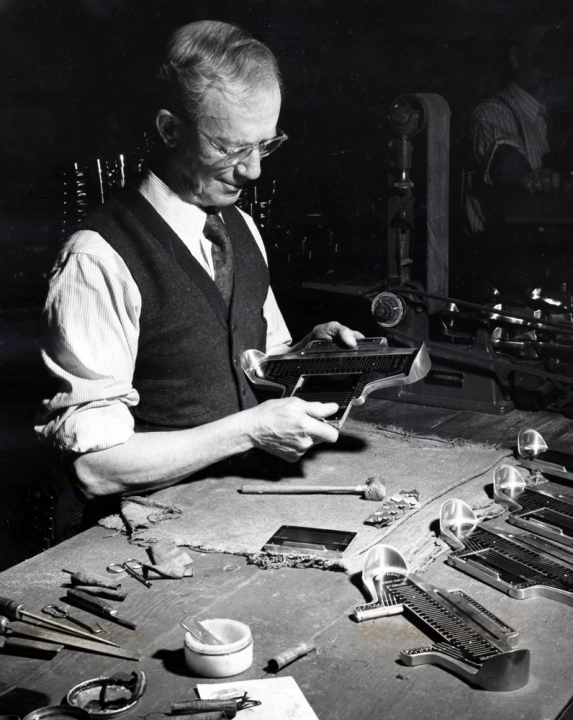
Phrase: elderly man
[{"left": 37, "top": 20, "right": 362, "bottom": 504}]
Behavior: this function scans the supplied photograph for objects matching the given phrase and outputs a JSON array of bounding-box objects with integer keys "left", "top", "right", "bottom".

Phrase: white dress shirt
[
  {"left": 465, "top": 81, "right": 551, "bottom": 234},
  {"left": 36, "top": 171, "right": 292, "bottom": 453}
]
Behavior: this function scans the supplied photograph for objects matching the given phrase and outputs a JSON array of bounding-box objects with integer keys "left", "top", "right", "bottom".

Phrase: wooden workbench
[{"left": 2, "top": 399, "right": 573, "bottom": 720}]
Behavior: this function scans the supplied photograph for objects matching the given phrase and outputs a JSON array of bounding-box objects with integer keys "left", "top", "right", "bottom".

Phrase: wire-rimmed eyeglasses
[{"left": 197, "top": 127, "right": 288, "bottom": 166}]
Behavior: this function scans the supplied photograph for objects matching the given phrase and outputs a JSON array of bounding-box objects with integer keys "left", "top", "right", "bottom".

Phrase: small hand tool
[
  {"left": 69, "top": 586, "right": 127, "bottom": 601},
  {"left": 63, "top": 568, "right": 122, "bottom": 590},
  {"left": 0, "top": 616, "right": 139, "bottom": 661},
  {"left": 171, "top": 692, "right": 260, "bottom": 715},
  {"left": 2, "top": 636, "right": 64, "bottom": 659},
  {"left": 66, "top": 589, "right": 137, "bottom": 630},
  {"left": 241, "top": 475, "right": 387, "bottom": 501},
  {"left": 0, "top": 596, "right": 119, "bottom": 647},
  {"left": 42, "top": 604, "right": 102, "bottom": 634},
  {"left": 180, "top": 617, "right": 224, "bottom": 645},
  {"left": 107, "top": 559, "right": 152, "bottom": 588}
]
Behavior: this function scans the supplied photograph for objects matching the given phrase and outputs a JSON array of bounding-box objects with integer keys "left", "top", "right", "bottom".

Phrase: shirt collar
[
  {"left": 506, "top": 81, "right": 547, "bottom": 122},
  {"left": 138, "top": 170, "right": 210, "bottom": 240}
]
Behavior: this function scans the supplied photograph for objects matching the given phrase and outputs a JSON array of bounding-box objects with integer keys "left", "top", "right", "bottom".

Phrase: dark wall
[{"left": 0, "top": 0, "right": 569, "bottom": 306}]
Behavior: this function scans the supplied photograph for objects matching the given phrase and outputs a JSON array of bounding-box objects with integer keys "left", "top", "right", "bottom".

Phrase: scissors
[
  {"left": 42, "top": 604, "right": 103, "bottom": 634},
  {"left": 107, "top": 559, "right": 152, "bottom": 588}
]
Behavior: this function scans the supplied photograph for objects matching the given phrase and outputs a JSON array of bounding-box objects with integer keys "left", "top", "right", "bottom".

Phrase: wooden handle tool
[{"left": 241, "top": 476, "right": 387, "bottom": 501}]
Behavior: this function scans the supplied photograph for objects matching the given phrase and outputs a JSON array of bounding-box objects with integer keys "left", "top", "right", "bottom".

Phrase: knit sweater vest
[{"left": 84, "top": 188, "right": 269, "bottom": 429}]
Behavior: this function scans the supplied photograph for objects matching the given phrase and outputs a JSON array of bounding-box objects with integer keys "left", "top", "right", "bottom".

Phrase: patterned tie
[{"left": 203, "top": 212, "right": 234, "bottom": 305}]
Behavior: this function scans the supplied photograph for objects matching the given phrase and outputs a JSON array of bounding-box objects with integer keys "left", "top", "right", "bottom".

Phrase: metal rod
[
  {"left": 394, "top": 286, "right": 573, "bottom": 335},
  {"left": 20, "top": 610, "right": 120, "bottom": 647}
]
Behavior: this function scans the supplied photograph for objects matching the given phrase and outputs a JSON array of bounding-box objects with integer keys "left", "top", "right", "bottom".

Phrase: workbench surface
[{"left": 2, "top": 399, "right": 573, "bottom": 720}]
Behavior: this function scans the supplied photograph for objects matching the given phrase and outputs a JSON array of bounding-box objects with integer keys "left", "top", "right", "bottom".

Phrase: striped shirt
[
  {"left": 36, "top": 171, "right": 292, "bottom": 453},
  {"left": 465, "top": 81, "right": 551, "bottom": 233}
]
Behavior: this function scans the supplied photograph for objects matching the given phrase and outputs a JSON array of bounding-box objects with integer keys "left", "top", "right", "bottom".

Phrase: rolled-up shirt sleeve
[
  {"left": 35, "top": 231, "right": 142, "bottom": 453},
  {"left": 36, "top": 219, "right": 293, "bottom": 453},
  {"left": 471, "top": 101, "right": 526, "bottom": 186}
]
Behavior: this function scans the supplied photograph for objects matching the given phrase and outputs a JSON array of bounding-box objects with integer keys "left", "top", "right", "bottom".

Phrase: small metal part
[
  {"left": 107, "top": 559, "right": 152, "bottom": 589},
  {"left": 494, "top": 464, "right": 573, "bottom": 547},
  {"left": 518, "top": 429, "right": 549, "bottom": 460},
  {"left": 364, "top": 489, "right": 420, "bottom": 528},
  {"left": 353, "top": 544, "right": 530, "bottom": 691},
  {"left": 517, "top": 429, "right": 573, "bottom": 482},
  {"left": 371, "top": 292, "right": 406, "bottom": 328},
  {"left": 42, "top": 604, "right": 101, "bottom": 634},
  {"left": 262, "top": 525, "right": 356, "bottom": 559},
  {"left": 440, "top": 498, "right": 573, "bottom": 606}
]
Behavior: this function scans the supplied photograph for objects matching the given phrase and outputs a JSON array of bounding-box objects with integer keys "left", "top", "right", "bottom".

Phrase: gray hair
[{"left": 158, "top": 20, "right": 282, "bottom": 123}]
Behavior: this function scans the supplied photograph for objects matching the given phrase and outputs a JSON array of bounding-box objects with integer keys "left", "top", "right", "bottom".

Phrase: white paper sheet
[{"left": 197, "top": 676, "right": 320, "bottom": 719}]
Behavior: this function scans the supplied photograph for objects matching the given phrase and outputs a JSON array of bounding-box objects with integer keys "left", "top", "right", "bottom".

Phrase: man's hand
[
  {"left": 246, "top": 396, "right": 339, "bottom": 462},
  {"left": 521, "top": 167, "right": 563, "bottom": 194},
  {"left": 309, "top": 321, "right": 365, "bottom": 347}
]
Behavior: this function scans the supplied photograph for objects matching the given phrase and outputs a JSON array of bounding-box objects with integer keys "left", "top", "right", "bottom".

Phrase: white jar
[{"left": 184, "top": 618, "right": 253, "bottom": 678}]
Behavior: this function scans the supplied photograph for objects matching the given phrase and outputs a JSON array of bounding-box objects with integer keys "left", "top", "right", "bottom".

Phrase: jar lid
[
  {"left": 184, "top": 618, "right": 252, "bottom": 656},
  {"left": 23, "top": 707, "right": 90, "bottom": 720}
]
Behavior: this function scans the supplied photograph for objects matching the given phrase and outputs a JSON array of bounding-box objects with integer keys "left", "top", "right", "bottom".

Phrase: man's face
[
  {"left": 513, "top": 27, "right": 555, "bottom": 101},
  {"left": 173, "top": 82, "right": 281, "bottom": 207}
]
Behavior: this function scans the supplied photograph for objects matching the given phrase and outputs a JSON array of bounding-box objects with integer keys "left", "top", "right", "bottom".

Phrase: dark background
[
  {"left": 3, "top": 0, "right": 569, "bottom": 306},
  {"left": 1, "top": 0, "right": 572, "bottom": 566}
]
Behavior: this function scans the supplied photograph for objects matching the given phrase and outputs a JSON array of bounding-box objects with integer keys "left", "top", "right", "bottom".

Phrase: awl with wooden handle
[
  {"left": 0, "top": 616, "right": 139, "bottom": 661},
  {"left": 66, "top": 589, "right": 137, "bottom": 630},
  {"left": 241, "top": 476, "right": 387, "bottom": 501}
]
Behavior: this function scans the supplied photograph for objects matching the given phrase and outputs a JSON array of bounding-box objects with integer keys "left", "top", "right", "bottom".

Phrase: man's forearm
[
  {"left": 72, "top": 395, "right": 342, "bottom": 500},
  {"left": 73, "top": 412, "right": 254, "bottom": 500},
  {"left": 489, "top": 144, "right": 532, "bottom": 188}
]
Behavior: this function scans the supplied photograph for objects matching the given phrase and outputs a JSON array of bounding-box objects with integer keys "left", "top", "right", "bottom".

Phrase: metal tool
[
  {"left": 494, "top": 464, "right": 573, "bottom": 547},
  {"left": 66, "top": 589, "right": 137, "bottom": 630},
  {"left": 517, "top": 428, "right": 573, "bottom": 482},
  {"left": 262, "top": 525, "right": 356, "bottom": 559},
  {"left": 107, "top": 559, "right": 152, "bottom": 589},
  {"left": 241, "top": 338, "right": 430, "bottom": 429},
  {"left": 2, "top": 636, "right": 64, "bottom": 659},
  {"left": 0, "top": 596, "right": 119, "bottom": 647},
  {"left": 0, "top": 616, "right": 139, "bottom": 661},
  {"left": 241, "top": 476, "right": 387, "bottom": 501},
  {"left": 171, "top": 692, "right": 260, "bottom": 716},
  {"left": 352, "top": 544, "right": 529, "bottom": 691},
  {"left": 181, "top": 617, "right": 224, "bottom": 645},
  {"left": 42, "top": 605, "right": 102, "bottom": 634},
  {"left": 440, "top": 498, "right": 573, "bottom": 605}
]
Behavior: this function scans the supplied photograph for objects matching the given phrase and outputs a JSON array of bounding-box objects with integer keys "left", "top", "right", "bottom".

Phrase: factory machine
[
  {"left": 367, "top": 94, "right": 573, "bottom": 416},
  {"left": 59, "top": 95, "right": 573, "bottom": 418}
]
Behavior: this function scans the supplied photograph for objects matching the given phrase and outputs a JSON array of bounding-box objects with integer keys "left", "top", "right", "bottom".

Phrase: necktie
[{"left": 203, "top": 212, "right": 234, "bottom": 305}]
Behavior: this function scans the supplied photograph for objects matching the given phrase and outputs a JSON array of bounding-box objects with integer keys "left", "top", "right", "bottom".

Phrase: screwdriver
[
  {"left": 0, "top": 596, "right": 120, "bottom": 647},
  {"left": 0, "top": 616, "right": 139, "bottom": 661},
  {"left": 66, "top": 589, "right": 137, "bottom": 630}
]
